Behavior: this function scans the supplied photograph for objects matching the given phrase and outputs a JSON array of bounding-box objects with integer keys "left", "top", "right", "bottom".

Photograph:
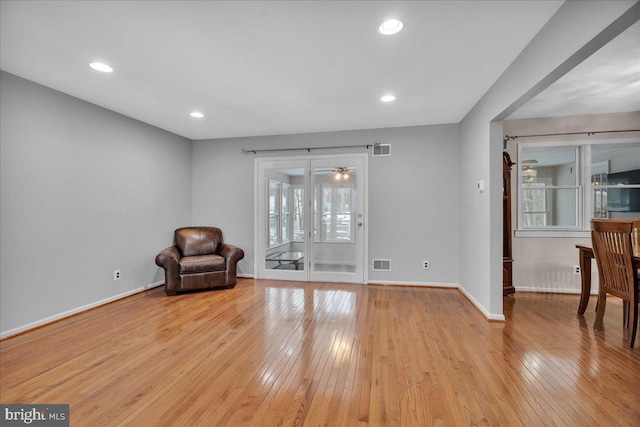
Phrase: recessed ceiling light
[
  {"left": 380, "top": 95, "right": 396, "bottom": 103},
  {"left": 190, "top": 112, "right": 204, "bottom": 118},
  {"left": 89, "top": 62, "right": 113, "bottom": 73},
  {"left": 378, "top": 19, "right": 403, "bottom": 35}
]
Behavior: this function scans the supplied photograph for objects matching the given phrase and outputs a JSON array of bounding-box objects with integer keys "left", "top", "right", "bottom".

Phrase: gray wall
[
  {"left": 192, "top": 124, "right": 460, "bottom": 285},
  {"left": 0, "top": 72, "right": 192, "bottom": 336}
]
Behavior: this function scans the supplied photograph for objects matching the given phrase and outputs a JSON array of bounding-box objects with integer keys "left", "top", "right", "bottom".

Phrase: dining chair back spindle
[{"left": 591, "top": 220, "right": 639, "bottom": 348}]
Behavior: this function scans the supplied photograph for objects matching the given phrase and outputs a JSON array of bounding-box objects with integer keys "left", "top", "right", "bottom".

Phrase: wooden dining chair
[
  {"left": 614, "top": 221, "right": 640, "bottom": 328},
  {"left": 630, "top": 221, "right": 640, "bottom": 328},
  {"left": 591, "top": 220, "right": 639, "bottom": 348}
]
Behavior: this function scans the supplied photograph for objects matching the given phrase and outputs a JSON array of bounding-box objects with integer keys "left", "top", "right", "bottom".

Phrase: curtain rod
[
  {"left": 241, "top": 143, "right": 378, "bottom": 154},
  {"left": 503, "top": 129, "right": 640, "bottom": 146}
]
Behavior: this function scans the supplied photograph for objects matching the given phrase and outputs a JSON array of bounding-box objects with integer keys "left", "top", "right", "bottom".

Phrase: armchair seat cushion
[{"left": 180, "top": 254, "right": 225, "bottom": 274}]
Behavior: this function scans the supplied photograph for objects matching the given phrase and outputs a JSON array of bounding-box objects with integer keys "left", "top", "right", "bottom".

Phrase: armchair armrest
[
  {"left": 219, "top": 243, "right": 245, "bottom": 286},
  {"left": 155, "top": 246, "right": 181, "bottom": 267},
  {"left": 155, "top": 246, "right": 181, "bottom": 294}
]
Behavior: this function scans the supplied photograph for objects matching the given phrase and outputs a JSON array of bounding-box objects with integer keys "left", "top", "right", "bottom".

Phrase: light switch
[{"left": 477, "top": 180, "right": 485, "bottom": 193}]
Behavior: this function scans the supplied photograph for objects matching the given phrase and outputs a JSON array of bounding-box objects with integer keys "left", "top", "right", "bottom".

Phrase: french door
[{"left": 255, "top": 154, "right": 367, "bottom": 283}]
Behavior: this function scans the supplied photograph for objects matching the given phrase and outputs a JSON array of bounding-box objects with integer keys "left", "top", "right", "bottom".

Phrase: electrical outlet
[
  {"left": 423, "top": 260, "right": 430, "bottom": 270},
  {"left": 114, "top": 269, "right": 121, "bottom": 280},
  {"left": 573, "top": 265, "right": 580, "bottom": 275}
]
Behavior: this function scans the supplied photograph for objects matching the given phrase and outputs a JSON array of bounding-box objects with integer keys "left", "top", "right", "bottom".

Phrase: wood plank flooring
[{"left": 1, "top": 279, "right": 639, "bottom": 426}]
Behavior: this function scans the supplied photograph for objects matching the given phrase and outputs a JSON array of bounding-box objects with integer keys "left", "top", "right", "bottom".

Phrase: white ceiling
[
  {"left": 508, "top": 19, "right": 640, "bottom": 120},
  {"left": 0, "top": 0, "right": 564, "bottom": 141}
]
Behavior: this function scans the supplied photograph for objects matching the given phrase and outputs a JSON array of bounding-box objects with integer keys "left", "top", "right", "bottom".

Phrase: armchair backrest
[
  {"left": 591, "top": 220, "right": 636, "bottom": 299},
  {"left": 174, "top": 227, "right": 223, "bottom": 256}
]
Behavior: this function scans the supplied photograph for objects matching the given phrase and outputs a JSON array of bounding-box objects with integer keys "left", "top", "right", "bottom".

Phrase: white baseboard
[
  {"left": 514, "top": 286, "right": 598, "bottom": 295},
  {"left": 457, "top": 286, "right": 506, "bottom": 321},
  {"left": 369, "top": 281, "right": 505, "bottom": 321},
  {"left": 1, "top": 280, "right": 165, "bottom": 340},
  {"left": 3, "top": 278, "right": 531, "bottom": 339},
  {"left": 368, "top": 280, "right": 458, "bottom": 288},
  {"left": 237, "top": 273, "right": 254, "bottom": 278},
  {"left": 144, "top": 280, "right": 165, "bottom": 290}
]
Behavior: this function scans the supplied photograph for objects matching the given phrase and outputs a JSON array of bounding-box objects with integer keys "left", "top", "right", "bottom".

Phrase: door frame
[{"left": 254, "top": 153, "right": 369, "bottom": 283}]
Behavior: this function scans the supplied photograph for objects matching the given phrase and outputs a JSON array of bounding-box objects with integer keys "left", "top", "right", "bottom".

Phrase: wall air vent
[
  {"left": 372, "top": 144, "right": 391, "bottom": 156},
  {"left": 372, "top": 259, "right": 391, "bottom": 271}
]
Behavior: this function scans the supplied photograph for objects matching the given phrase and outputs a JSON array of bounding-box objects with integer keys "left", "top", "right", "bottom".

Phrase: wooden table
[{"left": 575, "top": 243, "right": 640, "bottom": 315}]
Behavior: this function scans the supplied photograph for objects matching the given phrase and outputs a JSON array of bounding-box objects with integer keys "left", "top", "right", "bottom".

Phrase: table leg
[{"left": 577, "top": 249, "right": 592, "bottom": 315}]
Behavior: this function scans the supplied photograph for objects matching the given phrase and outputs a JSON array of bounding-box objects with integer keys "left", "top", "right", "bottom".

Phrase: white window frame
[
  {"left": 516, "top": 143, "right": 582, "bottom": 236},
  {"left": 281, "top": 183, "right": 291, "bottom": 244},
  {"left": 267, "top": 179, "right": 282, "bottom": 248},
  {"left": 515, "top": 139, "right": 640, "bottom": 238},
  {"left": 267, "top": 180, "right": 294, "bottom": 248},
  {"left": 521, "top": 178, "right": 552, "bottom": 227}
]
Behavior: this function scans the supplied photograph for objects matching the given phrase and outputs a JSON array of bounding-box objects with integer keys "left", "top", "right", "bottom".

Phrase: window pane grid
[{"left": 518, "top": 142, "right": 639, "bottom": 234}]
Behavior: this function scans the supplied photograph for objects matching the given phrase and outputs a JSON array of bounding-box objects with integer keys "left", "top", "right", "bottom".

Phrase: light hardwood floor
[{"left": 1, "top": 279, "right": 639, "bottom": 426}]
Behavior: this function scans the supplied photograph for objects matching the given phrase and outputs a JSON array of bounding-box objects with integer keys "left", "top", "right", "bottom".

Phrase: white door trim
[{"left": 254, "top": 153, "right": 368, "bottom": 283}]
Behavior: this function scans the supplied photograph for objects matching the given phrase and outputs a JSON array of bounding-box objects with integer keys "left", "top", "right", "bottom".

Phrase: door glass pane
[
  {"left": 282, "top": 183, "right": 290, "bottom": 241},
  {"left": 292, "top": 186, "right": 305, "bottom": 240},
  {"left": 319, "top": 186, "right": 353, "bottom": 241},
  {"left": 265, "top": 168, "right": 305, "bottom": 271},
  {"left": 313, "top": 165, "right": 357, "bottom": 273}
]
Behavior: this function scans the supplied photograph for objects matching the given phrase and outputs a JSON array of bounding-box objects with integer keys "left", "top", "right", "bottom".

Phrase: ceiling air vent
[
  {"left": 373, "top": 143, "right": 391, "bottom": 156},
  {"left": 372, "top": 259, "right": 391, "bottom": 271}
]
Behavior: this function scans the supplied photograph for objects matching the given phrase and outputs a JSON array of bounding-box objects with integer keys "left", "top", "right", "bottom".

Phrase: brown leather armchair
[{"left": 155, "top": 227, "right": 244, "bottom": 296}]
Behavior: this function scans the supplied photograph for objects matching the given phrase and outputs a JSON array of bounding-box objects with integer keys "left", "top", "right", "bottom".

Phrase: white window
[
  {"left": 516, "top": 141, "right": 640, "bottom": 237},
  {"left": 518, "top": 146, "right": 580, "bottom": 230}
]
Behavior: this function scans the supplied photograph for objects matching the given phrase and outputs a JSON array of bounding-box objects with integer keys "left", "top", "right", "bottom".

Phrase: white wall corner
[{"left": 458, "top": 286, "right": 506, "bottom": 321}]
